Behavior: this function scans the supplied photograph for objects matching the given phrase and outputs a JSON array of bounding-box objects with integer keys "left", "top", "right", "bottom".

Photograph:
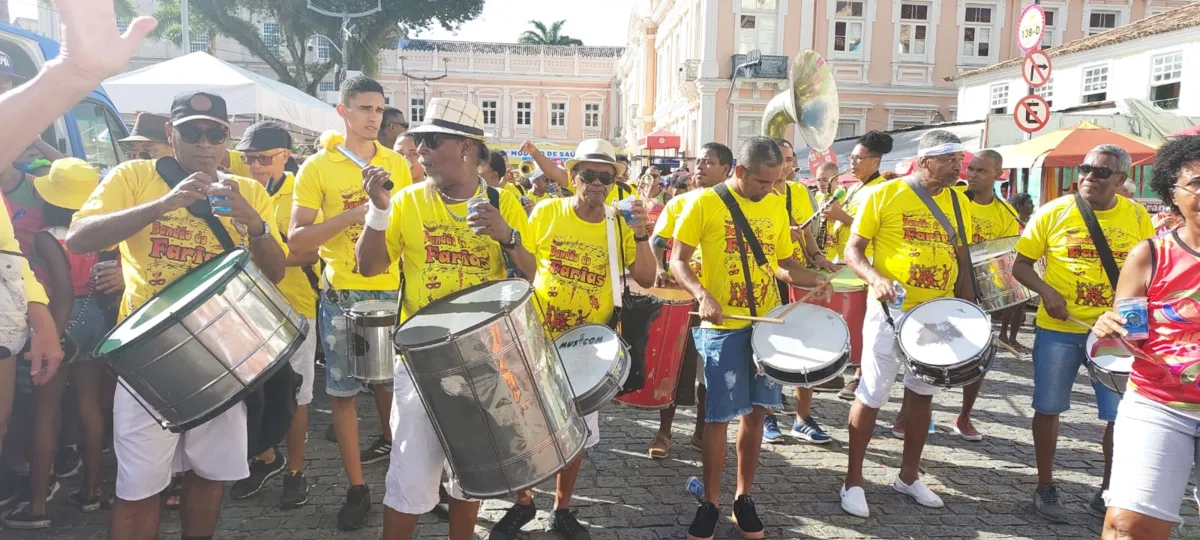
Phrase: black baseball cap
[
  {"left": 169, "top": 91, "right": 229, "bottom": 127},
  {"left": 236, "top": 122, "right": 291, "bottom": 152}
]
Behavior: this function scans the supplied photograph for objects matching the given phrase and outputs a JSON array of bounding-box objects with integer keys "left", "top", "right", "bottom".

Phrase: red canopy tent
[{"left": 638, "top": 128, "right": 681, "bottom": 150}]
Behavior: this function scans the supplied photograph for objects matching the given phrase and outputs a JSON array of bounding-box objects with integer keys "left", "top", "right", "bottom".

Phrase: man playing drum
[
  {"left": 1012, "top": 144, "right": 1155, "bottom": 523},
  {"left": 355, "top": 97, "right": 535, "bottom": 540},
  {"left": 671, "top": 137, "right": 828, "bottom": 540},
  {"left": 67, "top": 91, "right": 287, "bottom": 540},
  {"left": 645, "top": 142, "right": 731, "bottom": 459},
  {"left": 489, "top": 139, "right": 655, "bottom": 540},
  {"left": 840, "top": 130, "right": 976, "bottom": 518},
  {"left": 288, "top": 76, "right": 411, "bottom": 530}
]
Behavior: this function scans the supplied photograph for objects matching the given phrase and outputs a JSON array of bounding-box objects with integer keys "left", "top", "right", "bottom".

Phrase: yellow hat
[{"left": 34, "top": 158, "right": 99, "bottom": 210}]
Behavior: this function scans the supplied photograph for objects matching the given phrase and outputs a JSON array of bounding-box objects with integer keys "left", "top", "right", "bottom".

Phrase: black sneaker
[
  {"left": 732, "top": 494, "right": 764, "bottom": 539},
  {"left": 1, "top": 502, "right": 49, "bottom": 530},
  {"left": 487, "top": 501, "right": 536, "bottom": 540},
  {"left": 67, "top": 489, "right": 101, "bottom": 512},
  {"left": 551, "top": 508, "right": 590, "bottom": 540},
  {"left": 1033, "top": 483, "right": 1070, "bottom": 524},
  {"left": 336, "top": 484, "right": 371, "bottom": 531},
  {"left": 17, "top": 477, "right": 58, "bottom": 504},
  {"left": 279, "top": 470, "right": 309, "bottom": 508},
  {"left": 360, "top": 436, "right": 391, "bottom": 465},
  {"left": 687, "top": 502, "right": 719, "bottom": 540},
  {"left": 0, "top": 476, "right": 17, "bottom": 508},
  {"left": 54, "top": 446, "right": 81, "bottom": 479},
  {"left": 230, "top": 451, "right": 286, "bottom": 500}
]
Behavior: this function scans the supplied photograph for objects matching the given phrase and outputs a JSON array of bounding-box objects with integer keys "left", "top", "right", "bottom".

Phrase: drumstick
[
  {"left": 993, "top": 335, "right": 1022, "bottom": 357},
  {"left": 1066, "top": 315, "right": 1167, "bottom": 364},
  {"left": 689, "top": 312, "right": 785, "bottom": 324},
  {"left": 776, "top": 279, "right": 835, "bottom": 319}
]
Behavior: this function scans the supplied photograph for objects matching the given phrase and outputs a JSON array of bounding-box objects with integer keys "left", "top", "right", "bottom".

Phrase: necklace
[
  {"left": 440, "top": 179, "right": 485, "bottom": 222},
  {"left": 436, "top": 177, "right": 484, "bottom": 203}
]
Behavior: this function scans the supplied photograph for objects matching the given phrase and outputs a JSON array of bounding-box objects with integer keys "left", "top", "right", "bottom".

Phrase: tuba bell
[
  {"left": 518, "top": 161, "right": 536, "bottom": 178},
  {"left": 761, "top": 50, "right": 840, "bottom": 152}
]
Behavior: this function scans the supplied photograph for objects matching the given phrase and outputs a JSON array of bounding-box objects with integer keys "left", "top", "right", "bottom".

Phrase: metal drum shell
[
  {"left": 1085, "top": 331, "right": 1132, "bottom": 395},
  {"left": 752, "top": 303, "right": 850, "bottom": 388},
  {"left": 392, "top": 279, "right": 587, "bottom": 499},
  {"left": 348, "top": 300, "right": 398, "bottom": 384},
  {"left": 970, "top": 236, "right": 1041, "bottom": 312},
  {"left": 616, "top": 285, "right": 693, "bottom": 410},
  {"left": 101, "top": 251, "right": 306, "bottom": 433},
  {"left": 556, "top": 324, "right": 631, "bottom": 416},
  {"left": 894, "top": 299, "right": 995, "bottom": 389}
]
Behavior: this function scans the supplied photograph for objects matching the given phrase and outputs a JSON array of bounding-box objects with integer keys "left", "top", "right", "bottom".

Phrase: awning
[
  {"left": 638, "top": 129, "right": 681, "bottom": 150},
  {"left": 994, "top": 121, "right": 1161, "bottom": 169}
]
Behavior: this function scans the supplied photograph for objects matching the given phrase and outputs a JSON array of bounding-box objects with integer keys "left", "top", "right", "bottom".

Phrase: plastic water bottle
[
  {"left": 686, "top": 476, "right": 705, "bottom": 502},
  {"left": 887, "top": 281, "right": 907, "bottom": 313}
]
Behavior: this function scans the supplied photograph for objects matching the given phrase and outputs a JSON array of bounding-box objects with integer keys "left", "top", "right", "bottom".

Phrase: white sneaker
[
  {"left": 891, "top": 477, "right": 944, "bottom": 508},
  {"left": 840, "top": 485, "right": 870, "bottom": 518}
]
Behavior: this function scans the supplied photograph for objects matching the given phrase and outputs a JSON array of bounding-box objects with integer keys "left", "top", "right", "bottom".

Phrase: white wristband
[{"left": 364, "top": 203, "right": 391, "bottom": 231}]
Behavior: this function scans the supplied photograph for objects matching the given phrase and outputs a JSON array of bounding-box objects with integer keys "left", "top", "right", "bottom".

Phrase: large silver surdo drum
[
  {"left": 98, "top": 249, "right": 307, "bottom": 433},
  {"left": 970, "top": 236, "right": 1041, "bottom": 312},
  {"left": 392, "top": 279, "right": 587, "bottom": 498}
]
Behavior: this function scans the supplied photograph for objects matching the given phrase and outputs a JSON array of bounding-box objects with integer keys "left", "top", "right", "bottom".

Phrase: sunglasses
[
  {"left": 576, "top": 170, "right": 615, "bottom": 186},
  {"left": 1078, "top": 164, "right": 1116, "bottom": 180},
  {"left": 243, "top": 151, "right": 287, "bottom": 166},
  {"left": 411, "top": 132, "right": 462, "bottom": 150},
  {"left": 175, "top": 125, "right": 229, "bottom": 145}
]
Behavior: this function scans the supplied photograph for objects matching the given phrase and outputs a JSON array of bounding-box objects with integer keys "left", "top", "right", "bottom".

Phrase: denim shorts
[
  {"left": 66, "top": 297, "right": 108, "bottom": 363},
  {"left": 1031, "top": 327, "right": 1120, "bottom": 421},
  {"left": 692, "top": 326, "right": 781, "bottom": 423},
  {"left": 320, "top": 289, "right": 397, "bottom": 398}
]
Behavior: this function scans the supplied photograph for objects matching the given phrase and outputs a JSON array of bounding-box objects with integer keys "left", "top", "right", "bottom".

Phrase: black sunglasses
[
  {"left": 243, "top": 151, "right": 287, "bottom": 166},
  {"left": 176, "top": 125, "right": 229, "bottom": 145},
  {"left": 411, "top": 132, "right": 462, "bottom": 150},
  {"left": 576, "top": 170, "right": 615, "bottom": 186},
  {"left": 1079, "top": 164, "right": 1116, "bottom": 180}
]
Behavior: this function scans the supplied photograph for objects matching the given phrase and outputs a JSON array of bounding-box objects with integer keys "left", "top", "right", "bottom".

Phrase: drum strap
[
  {"left": 1073, "top": 193, "right": 1121, "bottom": 289},
  {"left": 713, "top": 183, "right": 767, "bottom": 317},
  {"left": 486, "top": 186, "right": 525, "bottom": 280}
]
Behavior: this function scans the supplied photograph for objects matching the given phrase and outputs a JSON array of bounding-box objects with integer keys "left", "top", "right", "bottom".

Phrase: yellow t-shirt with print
[
  {"left": 780, "top": 181, "right": 817, "bottom": 265},
  {"left": 386, "top": 184, "right": 530, "bottom": 322},
  {"left": 852, "top": 179, "right": 974, "bottom": 311},
  {"left": 1016, "top": 194, "right": 1155, "bottom": 333},
  {"left": 293, "top": 142, "right": 411, "bottom": 291},
  {"left": 0, "top": 199, "right": 46, "bottom": 304},
  {"left": 524, "top": 198, "right": 637, "bottom": 338},
  {"left": 266, "top": 172, "right": 318, "bottom": 319},
  {"left": 653, "top": 189, "right": 703, "bottom": 278},
  {"left": 73, "top": 160, "right": 284, "bottom": 321},
  {"left": 674, "top": 186, "right": 795, "bottom": 330},
  {"left": 825, "top": 174, "right": 886, "bottom": 262},
  {"left": 969, "top": 195, "right": 1021, "bottom": 244}
]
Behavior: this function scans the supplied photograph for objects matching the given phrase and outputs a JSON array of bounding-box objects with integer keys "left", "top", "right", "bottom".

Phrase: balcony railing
[
  {"left": 730, "top": 54, "right": 789, "bottom": 79},
  {"left": 1153, "top": 97, "right": 1180, "bottom": 110}
]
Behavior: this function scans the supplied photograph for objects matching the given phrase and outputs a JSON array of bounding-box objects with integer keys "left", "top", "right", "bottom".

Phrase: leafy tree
[
  {"left": 517, "top": 20, "right": 583, "bottom": 46},
  {"left": 151, "top": 0, "right": 483, "bottom": 96}
]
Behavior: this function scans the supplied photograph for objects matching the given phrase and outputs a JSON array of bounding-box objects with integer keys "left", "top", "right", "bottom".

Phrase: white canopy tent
[{"left": 102, "top": 52, "right": 342, "bottom": 135}]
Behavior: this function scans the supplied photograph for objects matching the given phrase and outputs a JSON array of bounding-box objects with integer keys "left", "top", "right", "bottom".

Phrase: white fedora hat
[
  {"left": 565, "top": 139, "right": 626, "bottom": 176},
  {"left": 407, "top": 97, "right": 490, "bottom": 141}
]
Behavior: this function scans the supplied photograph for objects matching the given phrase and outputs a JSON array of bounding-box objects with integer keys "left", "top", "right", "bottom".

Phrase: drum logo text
[{"left": 558, "top": 333, "right": 605, "bottom": 349}]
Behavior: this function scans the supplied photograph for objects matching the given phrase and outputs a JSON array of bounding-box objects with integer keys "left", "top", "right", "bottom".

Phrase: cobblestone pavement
[{"left": 9, "top": 327, "right": 1200, "bottom": 539}]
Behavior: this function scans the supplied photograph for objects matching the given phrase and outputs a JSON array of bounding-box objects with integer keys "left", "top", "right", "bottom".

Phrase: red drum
[
  {"left": 791, "top": 267, "right": 868, "bottom": 366},
  {"left": 617, "top": 284, "right": 694, "bottom": 410}
]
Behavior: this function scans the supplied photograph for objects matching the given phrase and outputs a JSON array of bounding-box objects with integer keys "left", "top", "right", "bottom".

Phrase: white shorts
[
  {"left": 113, "top": 383, "right": 249, "bottom": 501},
  {"left": 1106, "top": 391, "right": 1200, "bottom": 523},
  {"left": 291, "top": 318, "right": 318, "bottom": 406},
  {"left": 855, "top": 301, "right": 941, "bottom": 409}
]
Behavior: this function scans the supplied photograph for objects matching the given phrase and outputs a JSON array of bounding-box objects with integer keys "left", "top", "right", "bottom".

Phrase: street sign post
[
  {"left": 1017, "top": 4, "right": 1046, "bottom": 52},
  {"left": 1022, "top": 50, "right": 1053, "bottom": 88},
  {"left": 1014, "top": 95, "right": 1051, "bottom": 134}
]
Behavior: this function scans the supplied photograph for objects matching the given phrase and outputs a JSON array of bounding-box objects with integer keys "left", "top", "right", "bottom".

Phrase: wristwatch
[
  {"left": 634, "top": 234, "right": 650, "bottom": 243},
  {"left": 250, "top": 220, "right": 272, "bottom": 241},
  {"left": 501, "top": 228, "right": 520, "bottom": 249}
]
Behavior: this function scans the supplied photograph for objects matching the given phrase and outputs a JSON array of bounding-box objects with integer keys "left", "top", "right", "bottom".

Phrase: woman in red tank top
[{"left": 1093, "top": 136, "right": 1200, "bottom": 539}]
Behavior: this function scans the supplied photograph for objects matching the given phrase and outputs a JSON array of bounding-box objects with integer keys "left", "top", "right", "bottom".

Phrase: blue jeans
[
  {"left": 1031, "top": 327, "right": 1121, "bottom": 421},
  {"left": 692, "top": 327, "right": 781, "bottom": 423},
  {"left": 320, "top": 289, "right": 397, "bottom": 397}
]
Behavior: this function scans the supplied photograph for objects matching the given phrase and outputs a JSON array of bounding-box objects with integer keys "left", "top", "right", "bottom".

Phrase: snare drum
[
  {"left": 617, "top": 284, "right": 693, "bottom": 410},
  {"left": 1086, "top": 332, "right": 1132, "bottom": 395},
  {"left": 98, "top": 249, "right": 307, "bottom": 433},
  {"left": 752, "top": 303, "right": 850, "bottom": 387},
  {"left": 895, "top": 298, "right": 995, "bottom": 388},
  {"left": 791, "top": 266, "right": 867, "bottom": 366},
  {"left": 557, "top": 324, "right": 630, "bottom": 415},
  {"left": 347, "top": 300, "right": 397, "bottom": 384},
  {"left": 971, "top": 236, "right": 1040, "bottom": 312}
]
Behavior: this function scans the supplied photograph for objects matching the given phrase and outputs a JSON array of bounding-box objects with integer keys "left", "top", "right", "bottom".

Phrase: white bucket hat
[
  {"left": 565, "top": 139, "right": 626, "bottom": 176},
  {"left": 406, "top": 97, "right": 490, "bottom": 141}
]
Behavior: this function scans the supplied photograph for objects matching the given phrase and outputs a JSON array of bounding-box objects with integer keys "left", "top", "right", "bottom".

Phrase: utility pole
[
  {"left": 181, "top": 0, "right": 189, "bottom": 55},
  {"left": 307, "top": 1, "right": 382, "bottom": 89}
]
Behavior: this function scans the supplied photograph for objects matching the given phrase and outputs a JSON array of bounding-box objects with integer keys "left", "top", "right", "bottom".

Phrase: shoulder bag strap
[
  {"left": 154, "top": 158, "right": 236, "bottom": 251},
  {"left": 605, "top": 206, "right": 623, "bottom": 309},
  {"left": 904, "top": 176, "right": 960, "bottom": 249},
  {"left": 713, "top": 183, "right": 764, "bottom": 317},
  {"left": 949, "top": 193, "right": 981, "bottom": 302},
  {"left": 785, "top": 185, "right": 794, "bottom": 224},
  {"left": 1073, "top": 192, "right": 1121, "bottom": 289},
  {"left": 487, "top": 186, "right": 523, "bottom": 280}
]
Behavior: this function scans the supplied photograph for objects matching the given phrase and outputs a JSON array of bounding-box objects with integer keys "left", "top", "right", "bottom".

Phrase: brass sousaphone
[
  {"left": 518, "top": 161, "right": 537, "bottom": 178},
  {"left": 761, "top": 50, "right": 840, "bottom": 152}
]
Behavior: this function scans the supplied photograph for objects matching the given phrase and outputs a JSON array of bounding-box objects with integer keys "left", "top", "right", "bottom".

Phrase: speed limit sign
[{"left": 1017, "top": 4, "right": 1046, "bottom": 52}]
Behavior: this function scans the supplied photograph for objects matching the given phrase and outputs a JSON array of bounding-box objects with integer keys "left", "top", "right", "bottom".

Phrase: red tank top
[{"left": 1130, "top": 231, "right": 1200, "bottom": 409}]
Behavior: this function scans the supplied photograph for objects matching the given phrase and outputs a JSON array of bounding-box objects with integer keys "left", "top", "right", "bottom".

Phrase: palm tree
[{"left": 518, "top": 20, "right": 583, "bottom": 46}]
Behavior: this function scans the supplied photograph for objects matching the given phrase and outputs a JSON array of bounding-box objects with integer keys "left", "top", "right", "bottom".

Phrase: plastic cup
[
  {"left": 887, "top": 281, "right": 907, "bottom": 313},
  {"left": 1115, "top": 297, "right": 1150, "bottom": 340},
  {"left": 467, "top": 197, "right": 489, "bottom": 233},
  {"left": 614, "top": 196, "right": 640, "bottom": 226},
  {"left": 685, "top": 476, "right": 704, "bottom": 502},
  {"left": 208, "top": 185, "right": 231, "bottom": 213}
]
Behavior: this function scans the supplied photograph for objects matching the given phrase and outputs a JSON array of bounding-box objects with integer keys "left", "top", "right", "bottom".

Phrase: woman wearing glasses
[{"left": 1091, "top": 136, "right": 1200, "bottom": 540}]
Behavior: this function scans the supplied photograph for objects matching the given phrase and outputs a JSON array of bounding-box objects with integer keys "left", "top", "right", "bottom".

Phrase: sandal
[
  {"left": 164, "top": 475, "right": 183, "bottom": 510},
  {"left": 648, "top": 434, "right": 672, "bottom": 459}
]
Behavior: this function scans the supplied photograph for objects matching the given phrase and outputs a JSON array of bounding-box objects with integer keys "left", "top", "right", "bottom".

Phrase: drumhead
[
  {"left": 626, "top": 283, "right": 693, "bottom": 304},
  {"left": 555, "top": 324, "right": 623, "bottom": 399},
  {"left": 806, "top": 266, "right": 866, "bottom": 293},
  {"left": 897, "top": 299, "right": 991, "bottom": 367},
  {"left": 752, "top": 303, "right": 849, "bottom": 374},
  {"left": 1086, "top": 332, "right": 1135, "bottom": 372},
  {"left": 97, "top": 249, "right": 249, "bottom": 356},
  {"left": 393, "top": 280, "right": 531, "bottom": 348},
  {"left": 969, "top": 236, "right": 1020, "bottom": 260}
]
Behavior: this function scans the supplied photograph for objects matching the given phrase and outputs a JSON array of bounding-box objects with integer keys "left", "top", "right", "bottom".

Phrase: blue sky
[{"left": 412, "top": 0, "right": 637, "bottom": 46}]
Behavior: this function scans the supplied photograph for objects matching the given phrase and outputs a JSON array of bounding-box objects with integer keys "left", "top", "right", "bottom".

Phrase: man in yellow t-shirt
[
  {"left": 1012, "top": 144, "right": 1155, "bottom": 523},
  {"left": 68, "top": 92, "right": 287, "bottom": 539},
  {"left": 355, "top": 97, "right": 535, "bottom": 540},
  {"left": 671, "top": 137, "right": 826, "bottom": 540},
  {"left": 227, "top": 122, "right": 320, "bottom": 507},
  {"left": 489, "top": 139, "right": 655, "bottom": 539},
  {"left": 288, "top": 76, "right": 411, "bottom": 529},
  {"left": 840, "top": 130, "right": 975, "bottom": 519}
]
